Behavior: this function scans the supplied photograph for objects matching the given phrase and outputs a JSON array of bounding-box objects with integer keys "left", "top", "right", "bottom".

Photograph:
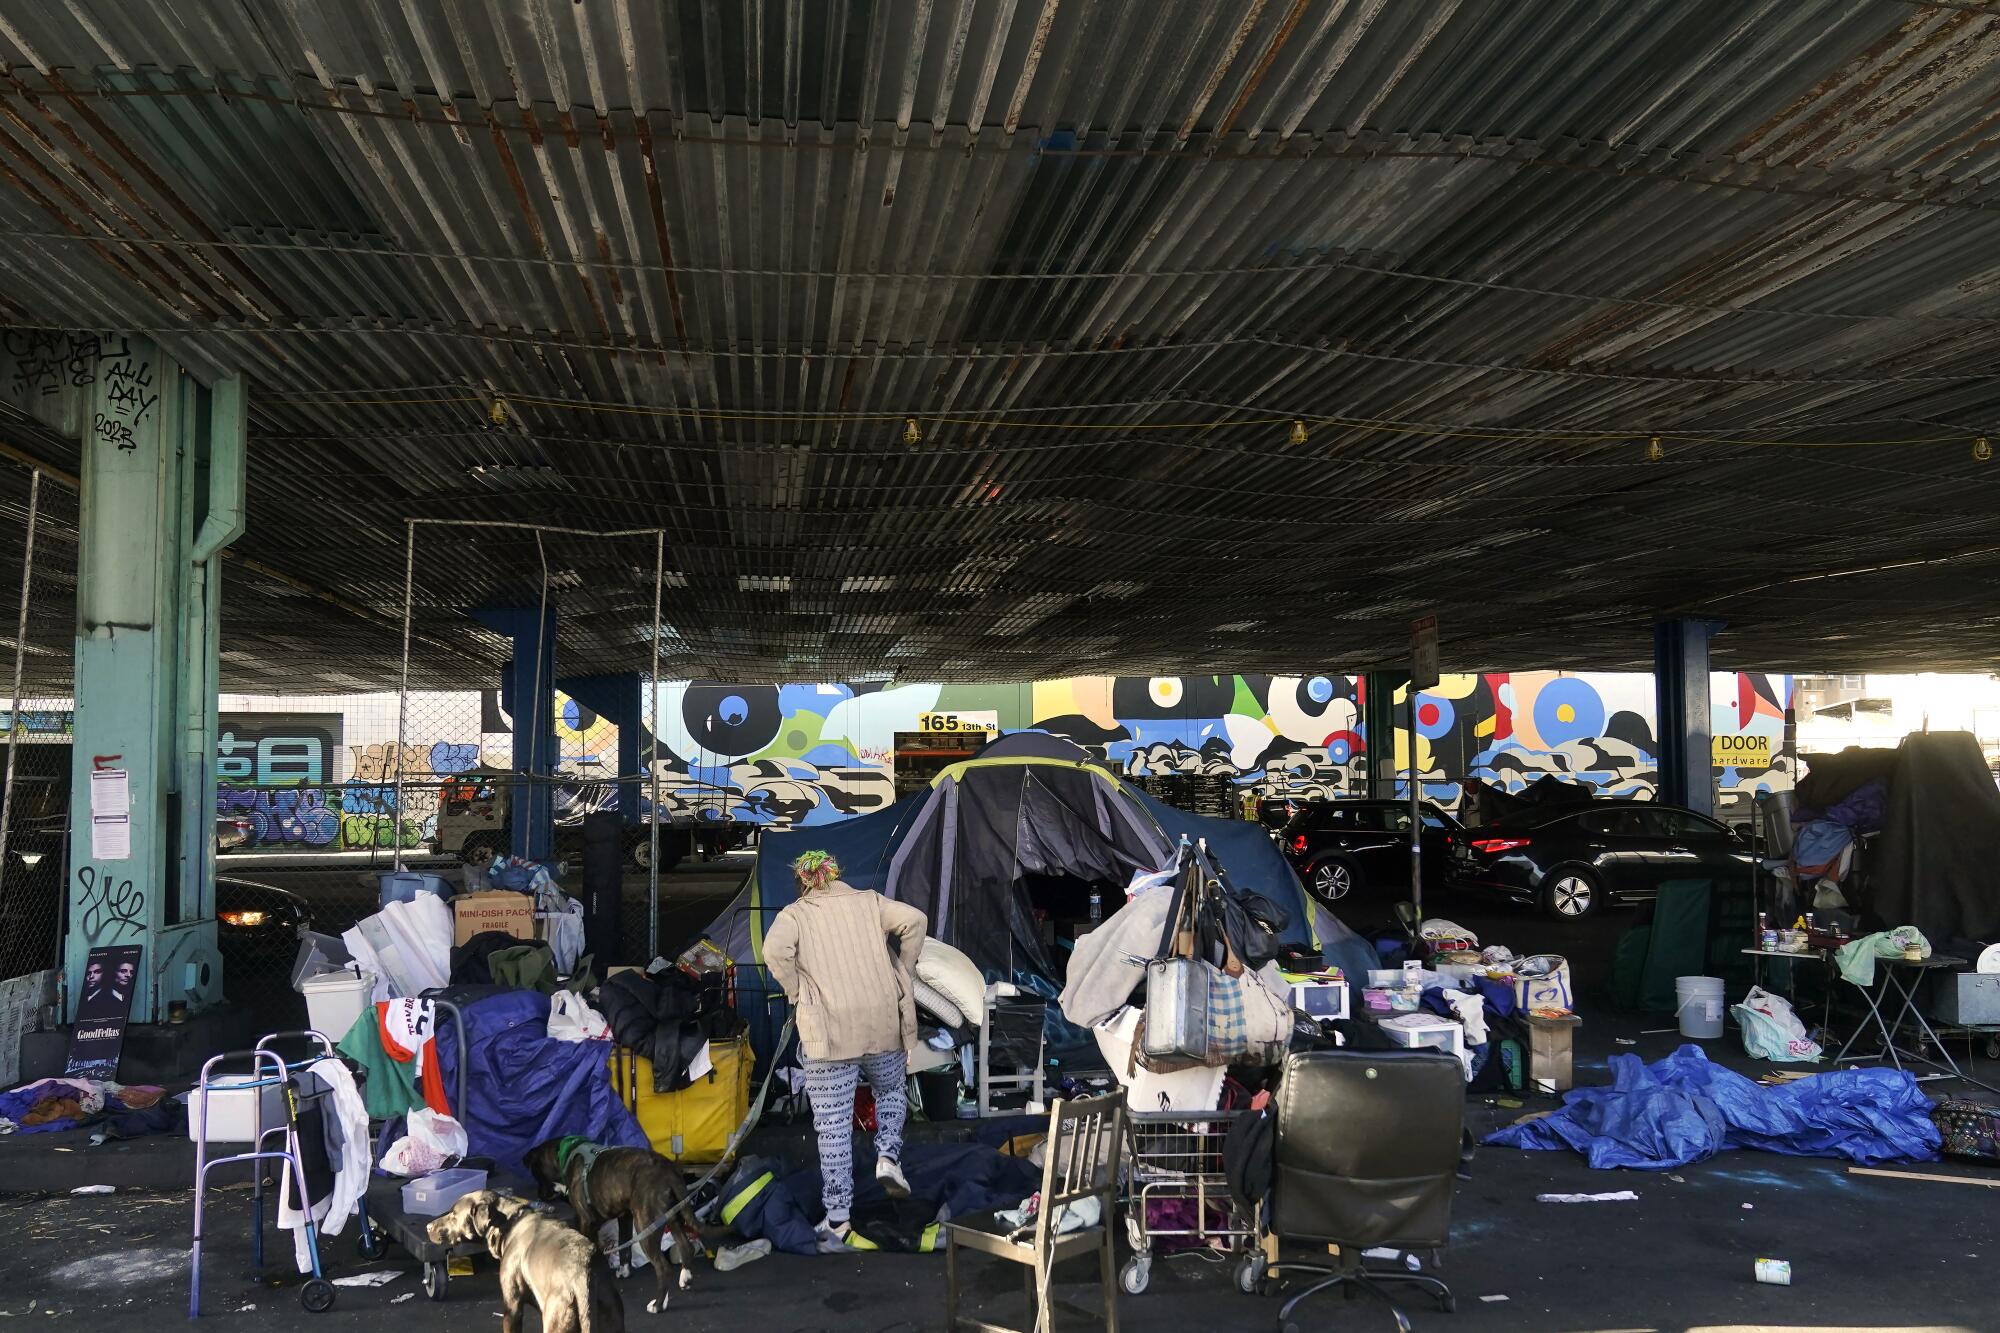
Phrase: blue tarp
[
  {"left": 726, "top": 1139, "right": 1039, "bottom": 1255},
  {"left": 432, "top": 990, "right": 648, "bottom": 1180},
  {"left": 1484, "top": 1045, "right": 1940, "bottom": 1170}
]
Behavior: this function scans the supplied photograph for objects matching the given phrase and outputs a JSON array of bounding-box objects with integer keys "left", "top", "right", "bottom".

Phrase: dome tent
[{"left": 698, "top": 732, "right": 1366, "bottom": 1061}]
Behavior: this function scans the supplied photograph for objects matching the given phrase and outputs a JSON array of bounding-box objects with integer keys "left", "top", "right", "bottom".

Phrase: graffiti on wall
[
  {"left": 216, "top": 713, "right": 486, "bottom": 852},
  {"left": 644, "top": 673, "right": 1793, "bottom": 832}
]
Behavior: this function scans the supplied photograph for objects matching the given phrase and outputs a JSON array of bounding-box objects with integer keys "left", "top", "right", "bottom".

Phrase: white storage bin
[
  {"left": 300, "top": 968, "right": 374, "bottom": 1042},
  {"left": 187, "top": 1076, "right": 288, "bottom": 1143},
  {"left": 1376, "top": 1013, "right": 1465, "bottom": 1059}
]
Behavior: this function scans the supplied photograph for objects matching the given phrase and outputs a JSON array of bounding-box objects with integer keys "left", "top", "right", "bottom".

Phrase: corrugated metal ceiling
[{"left": 0, "top": 0, "right": 1998, "bottom": 688}]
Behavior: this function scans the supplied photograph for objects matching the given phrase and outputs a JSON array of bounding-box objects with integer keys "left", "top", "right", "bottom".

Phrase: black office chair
[{"left": 1266, "top": 1048, "right": 1465, "bottom": 1332}]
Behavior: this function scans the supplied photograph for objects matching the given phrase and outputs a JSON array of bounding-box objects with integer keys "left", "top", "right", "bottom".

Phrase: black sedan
[
  {"left": 1280, "top": 799, "right": 1459, "bottom": 902},
  {"left": 1446, "top": 800, "right": 1752, "bottom": 919}
]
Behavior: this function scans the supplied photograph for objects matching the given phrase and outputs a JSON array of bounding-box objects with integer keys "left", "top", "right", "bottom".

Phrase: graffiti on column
[{"left": 74, "top": 865, "right": 145, "bottom": 945}]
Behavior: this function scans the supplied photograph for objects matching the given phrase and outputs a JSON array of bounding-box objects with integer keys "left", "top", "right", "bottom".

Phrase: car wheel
[
  {"left": 1543, "top": 869, "right": 1601, "bottom": 920},
  {"left": 629, "top": 836, "right": 652, "bottom": 870},
  {"left": 1311, "top": 858, "right": 1356, "bottom": 902}
]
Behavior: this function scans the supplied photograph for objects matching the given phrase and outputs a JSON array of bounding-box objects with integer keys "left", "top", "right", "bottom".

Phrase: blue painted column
[
  {"left": 1655, "top": 618, "right": 1724, "bottom": 817},
  {"left": 0, "top": 335, "right": 244, "bottom": 1021},
  {"left": 558, "top": 672, "right": 644, "bottom": 824},
  {"left": 470, "top": 606, "right": 557, "bottom": 860}
]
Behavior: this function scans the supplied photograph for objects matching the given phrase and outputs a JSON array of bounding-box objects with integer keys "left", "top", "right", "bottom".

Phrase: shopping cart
[{"left": 1119, "top": 1110, "right": 1263, "bottom": 1296}]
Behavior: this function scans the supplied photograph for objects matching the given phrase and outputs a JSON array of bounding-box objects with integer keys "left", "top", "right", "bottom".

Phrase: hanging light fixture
[
  {"left": 1974, "top": 436, "right": 1992, "bottom": 462},
  {"left": 1645, "top": 435, "right": 1665, "bottom": 462},
  {"left": 489, "top": 395, "right": 509, "bottom": 426},
  {"left": 1289, "top": 419, "right": 1308, "bottom": 445},
  {"left": 903, "top": 417, "right": 922, "bottom": 445}
]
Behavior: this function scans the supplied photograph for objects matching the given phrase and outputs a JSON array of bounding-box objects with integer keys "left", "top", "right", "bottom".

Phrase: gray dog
[{"left": 427, "top": 1191, "right": 624, "bottom": 1333}]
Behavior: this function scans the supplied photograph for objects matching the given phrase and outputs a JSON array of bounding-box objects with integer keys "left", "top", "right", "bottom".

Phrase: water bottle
[{"left": 1088, "top": 888, "right": 1103, "bottom": 923}]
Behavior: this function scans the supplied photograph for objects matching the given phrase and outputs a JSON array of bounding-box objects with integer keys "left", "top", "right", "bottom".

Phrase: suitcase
[
  {"left": 1142, "top": 958, "right": 1212, "bottom": 1064},
  {"left": 612, "top": 1035, "right": 754, "bottom": 1164},
  {"left": 1932, "top": 1098, "right": 2000, "bottom": 1163}
]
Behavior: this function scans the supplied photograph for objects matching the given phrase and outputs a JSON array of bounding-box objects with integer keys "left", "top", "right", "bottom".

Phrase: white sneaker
[{"left": 876, "top": 1156, "right": 911, "bottom": 1199}]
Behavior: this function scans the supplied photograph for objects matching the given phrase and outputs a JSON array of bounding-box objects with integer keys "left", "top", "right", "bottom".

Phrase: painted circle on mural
[
  {"left": 682, "top": 683, "right": 781, "bottom": 758},
  {"left": 1325, "top": 730, "right": 1359, "bottom": 765},
  {"left": 1532, "top": 677, "right": 1605, "bottom": 746},
  {"left": 1112, "top": 675, "right": 1235, "bottom": 720},
  {"left": 561, "top": 699, "right": 598, "bottom": 733},
  {"left": 1415, "top": 694, "right": 1455, "bottom": 740},
  {"left": 1305, "top": 676, "right": 1335, "bottom": 706}
]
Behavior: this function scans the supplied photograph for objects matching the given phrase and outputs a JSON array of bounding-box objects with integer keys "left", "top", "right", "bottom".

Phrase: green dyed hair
[{"left": 792, "top": 849, "right": 841, "bottom": 893}]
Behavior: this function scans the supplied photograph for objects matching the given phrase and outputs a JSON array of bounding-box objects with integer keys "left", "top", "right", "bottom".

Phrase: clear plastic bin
[{"left": 401, "top": 1166, "right": 487, "bottom": 1216}]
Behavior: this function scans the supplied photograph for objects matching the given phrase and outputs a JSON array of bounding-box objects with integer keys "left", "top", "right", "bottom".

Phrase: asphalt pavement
[{"left": 16, "top": 856, "right": 1997, "bottom": 1331}]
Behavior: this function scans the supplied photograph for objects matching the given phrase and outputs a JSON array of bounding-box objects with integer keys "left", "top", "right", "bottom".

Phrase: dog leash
[{"left": 594, "top": 1018, "right": 794, "bottom": 1260}]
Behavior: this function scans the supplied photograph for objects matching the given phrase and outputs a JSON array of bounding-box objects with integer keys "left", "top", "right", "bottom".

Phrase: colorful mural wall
[{"left": 647, "top": 673, "right": 1794, "bottom": 831}]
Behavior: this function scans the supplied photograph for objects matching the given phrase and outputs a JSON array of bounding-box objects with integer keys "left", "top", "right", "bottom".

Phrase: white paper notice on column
[
  {"left": 91, "top": 814, "right": 131, "bottom": 860},
  {"left": 90, "top": 768, "right": 129, "bottom": 817}
]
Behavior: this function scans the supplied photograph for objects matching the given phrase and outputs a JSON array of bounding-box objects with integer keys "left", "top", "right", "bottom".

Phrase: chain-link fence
[
  {"left": 211, "top": 518, "right": 682, "bottom": 993},
  {"left": 0, "top": 459, "right": 73, "bottom": 991}
]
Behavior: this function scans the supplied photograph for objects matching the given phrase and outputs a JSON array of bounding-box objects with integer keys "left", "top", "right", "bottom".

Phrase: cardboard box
[
  {"left": 452, "top": 890, "right": 536, "bottom": 946},
  {"left": 1525, "top": 1013, "right": 1581, "bottom": 1092}
]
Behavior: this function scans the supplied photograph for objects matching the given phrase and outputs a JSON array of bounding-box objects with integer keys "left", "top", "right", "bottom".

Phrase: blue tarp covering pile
[
  {"left": 1485, "top": 1045, "right": 1940, "bottom": 1170},
  {"left": 434, "top": 989, "right": 647, "bottom": 1180}
]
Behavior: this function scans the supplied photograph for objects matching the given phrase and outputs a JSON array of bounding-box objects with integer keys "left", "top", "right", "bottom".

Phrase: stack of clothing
[{"left": 0, "top": 1078, "right": 174, "bottom": 1136}]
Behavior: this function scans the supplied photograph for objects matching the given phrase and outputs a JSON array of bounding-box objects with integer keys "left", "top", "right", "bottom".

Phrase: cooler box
[
  {"left": 379, "top": 871, "right": 451, "bottom": 908},
  {"left": 612, "top": 1036, "right": 753, "bottom": 1163},
  {"left": 300, "top": 968, "right": 375, "bottom": 1041},
  {"left": 187, "top": 1076, "right": 287, "bottom": 1143}
]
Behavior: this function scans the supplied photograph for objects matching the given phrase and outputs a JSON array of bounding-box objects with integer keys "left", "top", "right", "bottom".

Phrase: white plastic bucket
[
  {"left": 301, "top": 968, "right": 375, "bottom": 1041},
  {"left": 1675, "top": 975, "right": 1726, "bottom": 1039}
]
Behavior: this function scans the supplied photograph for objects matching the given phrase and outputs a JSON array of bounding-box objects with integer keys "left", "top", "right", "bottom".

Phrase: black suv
[
  {"left": 1447, "top": 799, "right": 1752, "bottom": 919},
  {"left": 1279, "top": 799, "right": 1458, "bottom": 902}
]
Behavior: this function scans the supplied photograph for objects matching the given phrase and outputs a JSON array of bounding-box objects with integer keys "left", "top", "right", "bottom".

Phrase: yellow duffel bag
[{"left": 610, "top": 1036, "right": 754, "bottom": 1163}]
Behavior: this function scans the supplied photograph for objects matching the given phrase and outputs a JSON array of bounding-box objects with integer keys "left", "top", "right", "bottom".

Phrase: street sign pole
[{"left": 1409, "top": 616, "right": 1440, "bottom": 921}]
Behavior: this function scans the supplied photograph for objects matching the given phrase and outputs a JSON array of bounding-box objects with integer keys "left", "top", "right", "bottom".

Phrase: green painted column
[{"left": 1, "top": 334, "right": 244, "bottom": 1022}]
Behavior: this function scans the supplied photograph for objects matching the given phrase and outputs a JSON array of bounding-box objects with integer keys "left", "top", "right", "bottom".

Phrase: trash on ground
[
  {"left": 1668, "top": 1174, "right": 1686, "bottom": 1183},
  {"left": 331, "top": 1270, "right": 402, "bottom": 1288},
  {"left": 1850, "top": 1165, "right": 2000, "bottom": 1189},
  {"left": 1536, "top": 1191, "right": 1638, "bottom": 1203},
  {"left": 1741, "top": 1202, "right": 1754, "bottom": 1210},
  {"left": 1479, "top": 1295, "right": 1510, "bottom": 1303},
  {"left": 390, "top": 1293, "right": 416, "bottom": 1305},
  {"left": 1614, "top": 1038, "right": 1637, "bottom": 1046},
  {"left": 68, "top": 1185, "right": 113, "bottom": 1195},
  {"left": 1755, "top": 1258, "right": 1792, "bottom": 1286}
]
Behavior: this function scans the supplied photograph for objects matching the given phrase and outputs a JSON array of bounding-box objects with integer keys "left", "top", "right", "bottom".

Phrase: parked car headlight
[{"left": 218, "top": 909, "right": 269, "bottom": 928}]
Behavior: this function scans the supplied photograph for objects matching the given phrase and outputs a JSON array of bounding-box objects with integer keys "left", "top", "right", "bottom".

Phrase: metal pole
[
  {"left": 394, "top": 519, "right": 414, "bottom": 872},
  {"left": 1408, "top": 674, "right": 1423, "bottom": 919},
  {"left": 647, "top": 531, "right": 663, "bottom": 961},
  {"left": 0, "top": 470, "right": 41, "bottom": 896}
]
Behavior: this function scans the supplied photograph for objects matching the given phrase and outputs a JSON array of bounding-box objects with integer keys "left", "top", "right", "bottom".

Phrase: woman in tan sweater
[{"left": 763, "top": 850, "right": 928, "bottom": 1247}]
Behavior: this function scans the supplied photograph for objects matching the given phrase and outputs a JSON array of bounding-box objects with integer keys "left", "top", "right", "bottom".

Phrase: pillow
[
  {"left": 912, "top": 977, "right": 966, "bottom": 1029},
  {"left": 916, "top": 937, "right": 987, "bottom": 1028}
]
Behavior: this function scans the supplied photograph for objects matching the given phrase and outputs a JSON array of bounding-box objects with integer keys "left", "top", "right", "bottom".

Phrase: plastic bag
[
  {"left": 1733, "top": 986, "right": 1822, "bottom": 1063},
  {"left": 547, "top": 990, "right": 611, "bottom": 1043},
  {"left": 380, "top": 1107, "right": 468, "bottom": 1176}
]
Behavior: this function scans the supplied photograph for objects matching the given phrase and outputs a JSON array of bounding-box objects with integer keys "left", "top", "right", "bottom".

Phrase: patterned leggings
[{"left": 803, "top": 1050, "right": 908, "bottom": 1223}]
